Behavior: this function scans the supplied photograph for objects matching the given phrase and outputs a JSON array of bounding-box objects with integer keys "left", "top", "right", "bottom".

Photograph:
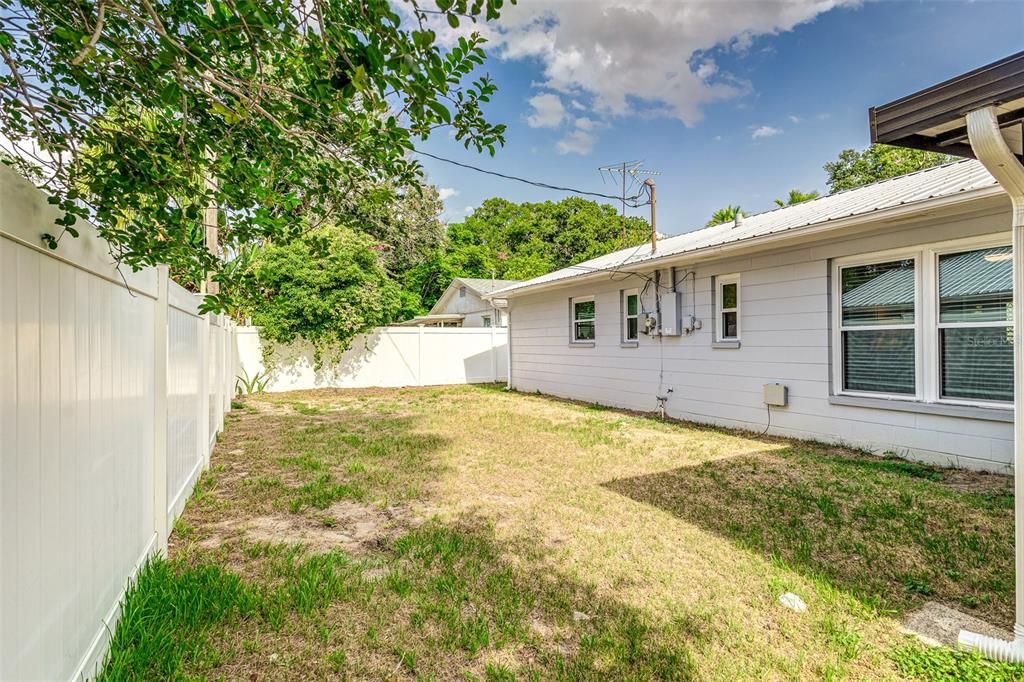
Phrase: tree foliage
[
  {"left": 0, "top": 0, "right": 511, "bottom": 310},
  {"left": 706, "top": 204, "right": 741, "bottom": 227},
  {"left": 404, "top": 196, "right": 650, "bottom": 312},
  {"left": 824, "top": 144, "right": 953, "bottom": 194},
  {"left": 246, "top": 224, "right": 402, "bottom": 362},
  {"left": 774, "top": 188, "right": 819, "bottom": 207}
]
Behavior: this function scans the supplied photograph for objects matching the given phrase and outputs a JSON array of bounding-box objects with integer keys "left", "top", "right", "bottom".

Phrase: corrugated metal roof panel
[{"left": 493, "top": 159, "right": 1000, "bottom": 297}]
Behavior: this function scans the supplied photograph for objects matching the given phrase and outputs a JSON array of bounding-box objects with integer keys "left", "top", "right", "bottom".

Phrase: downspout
[{"left": 958, "top": 107, "right": 1024, "bottom": 661}]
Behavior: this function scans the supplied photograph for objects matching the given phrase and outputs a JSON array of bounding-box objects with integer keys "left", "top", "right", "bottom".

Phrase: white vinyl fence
[
  {"left": 0, "top": 166, "right": 235, "bottom": 680},
  {"left": 235, "top": 325, "right": 508, "bottom": 392}
]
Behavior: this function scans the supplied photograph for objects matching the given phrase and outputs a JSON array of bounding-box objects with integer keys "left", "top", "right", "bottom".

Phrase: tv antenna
[{"left": 598, "top": 161, "right": 661, "bottom": 243}]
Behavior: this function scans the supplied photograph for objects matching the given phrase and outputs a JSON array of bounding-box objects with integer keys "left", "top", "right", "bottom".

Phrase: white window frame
[
  {"left": 571, "top": 295, "right": 596, "bottom": 344},
  {"left": 621, "top": 288, "right": 640, "bottom": 344},
  {"left": 715, "top": 274, "right": 741, "bottom": 342},
  {"left": 482, "top": 315, "right": 492, "bottom": 328},
  {"left": 831, "top": 234, "right": 1011, "bottom": 408}
]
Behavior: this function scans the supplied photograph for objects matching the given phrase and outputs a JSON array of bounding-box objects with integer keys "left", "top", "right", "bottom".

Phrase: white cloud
[
  {"left": 438, "top": 187, "right": 459, "bottom": 202},
  {"left": 463, "top": 205, "right": 476, "bottom": 215},
  {"left": 570, "top": 99, "right": 587, "bottom": 111},
  {"left": 751, "top": 125, "right": 783, "bottom": 139},
  {"left": 787, "top": 114, "right": 802, "bottom": 124},
  {"left": 574, "top": 117, "right": 596, "bottom": 131},
  {"left": 525, "top": 92, "right": 566, "bottom": 128},
  {"left": 489, "top": 1, "right": 859, "bottom": 126},
  {"left": 556, "top": 129, "right": 597, "bottom": 155}
]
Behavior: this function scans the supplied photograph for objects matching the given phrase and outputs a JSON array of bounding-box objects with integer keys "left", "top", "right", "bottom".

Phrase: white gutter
[{"left": 958, "top": 107, "right": 1024, "bottom": 661}]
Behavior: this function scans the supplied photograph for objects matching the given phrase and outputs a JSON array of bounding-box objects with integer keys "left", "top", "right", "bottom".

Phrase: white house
[
  {"left": 491, "top": 159, "right": 1017, "bottom": 472},
  {"left": 397, "top": 277, "right": 519, "bottom": 327}
]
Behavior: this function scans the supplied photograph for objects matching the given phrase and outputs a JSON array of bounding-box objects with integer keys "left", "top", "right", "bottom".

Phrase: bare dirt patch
[{"left": 198, "top": 500, "right": 411, "bottom": 554}]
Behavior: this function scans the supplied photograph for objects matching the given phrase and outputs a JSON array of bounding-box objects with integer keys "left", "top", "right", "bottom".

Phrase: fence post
[
  {"left": 490, "top": 325, "right": 497, "bottom": 382},
  {"left": 200, "top": 311, "right": 211, "bottom": 468},
  {"left": 153, "top": 265, "right": 169, "bottom": 555},
  {"left": 417, "top": 326, "right": 424, "bottom": 386}
]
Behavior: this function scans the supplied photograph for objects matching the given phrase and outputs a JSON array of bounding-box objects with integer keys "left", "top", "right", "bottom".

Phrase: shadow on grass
[
  {"left": 101, "top": 517, "right": 706, "bottom": 681},
  {"left": 603, "top": 445, "right": 1014, "bottom": 626}
]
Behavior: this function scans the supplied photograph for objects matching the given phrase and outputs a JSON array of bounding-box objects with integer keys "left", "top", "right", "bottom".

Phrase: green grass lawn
[{"left": 101, "top": 386, "right": 1022, "bottom": 680}]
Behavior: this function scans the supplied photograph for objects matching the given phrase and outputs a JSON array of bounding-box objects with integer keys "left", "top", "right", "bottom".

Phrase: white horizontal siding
[{"left": 508, "top": 208, "right": 1015, "bottom": 472}]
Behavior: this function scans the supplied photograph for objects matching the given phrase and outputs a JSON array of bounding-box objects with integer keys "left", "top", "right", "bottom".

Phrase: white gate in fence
[{"left": 0, "top": 166, "right": 235, "bottom": 680}]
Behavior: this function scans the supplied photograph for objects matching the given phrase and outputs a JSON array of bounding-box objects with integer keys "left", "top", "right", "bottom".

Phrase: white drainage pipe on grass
[{"left": 958, "top": 107, "right": 1024, "bottom": 662}]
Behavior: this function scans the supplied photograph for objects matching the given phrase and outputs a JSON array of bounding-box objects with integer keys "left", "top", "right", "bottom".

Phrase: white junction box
[{"left": 763, "top": 383, "right": 788, "bottom": 407}]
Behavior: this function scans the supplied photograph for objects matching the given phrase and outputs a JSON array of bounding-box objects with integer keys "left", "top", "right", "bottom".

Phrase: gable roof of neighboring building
[
  {"left": 456, "top": 278, "right": 522, "bottom": 295},
  {"left": 489, "top": 159, "right": 1001, "bottom": 299},
  {"left": 428, "top": 277, "right": 522, "bottom": 315}
]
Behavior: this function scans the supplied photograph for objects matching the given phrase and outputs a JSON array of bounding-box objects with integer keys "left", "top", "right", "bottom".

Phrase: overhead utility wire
[{"left": 412, "top": 149, "right": 650, "bottom": 205}]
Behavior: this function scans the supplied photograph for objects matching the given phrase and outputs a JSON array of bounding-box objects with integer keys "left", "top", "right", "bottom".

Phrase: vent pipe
[
  {"left": 958, "top": 107, "right": 1024, "bottom": 662},
  {"left": 733, "top": 211, "right": 744, "bottom": 228}
]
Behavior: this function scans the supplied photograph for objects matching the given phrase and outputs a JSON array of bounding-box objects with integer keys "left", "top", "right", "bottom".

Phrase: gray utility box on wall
[
  {"left": 763, "top": 383, "right": 788, "bottom": 407},
  {"left": 658, "top": 292, "right": 682, "bottom": 336}
]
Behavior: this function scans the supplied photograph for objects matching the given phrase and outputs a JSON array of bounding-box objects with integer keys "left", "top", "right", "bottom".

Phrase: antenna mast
[{"left": 597, "top": 161, "right": 661, "bottom": 243}]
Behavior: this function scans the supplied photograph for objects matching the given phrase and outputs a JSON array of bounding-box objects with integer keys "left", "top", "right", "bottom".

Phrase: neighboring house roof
[
  {"left": 428, "top": 277, "right": 522, "bottom": 315},
  {"left": 489, "top": 159, "right": 1001, "bottom": 298},
  {"left": 456, "top": 278, "right": 522, "bottom": 295},
  {"left": 394, "top": 314, "right": 464, "bottom": 326},
  {"left": 842, "top": 246, "right": 1011, "bottom": 309}
]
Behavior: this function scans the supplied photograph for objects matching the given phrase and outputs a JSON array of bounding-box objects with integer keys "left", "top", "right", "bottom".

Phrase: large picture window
[
  {"left": 833, "top": 238, "right": 1013, "bottom": 408},
  {"left": 571, "top": 296, "right": 596, "bottom": 342},
  {"left": 839, "top": 259, "right": 916, "bottom": 396}
]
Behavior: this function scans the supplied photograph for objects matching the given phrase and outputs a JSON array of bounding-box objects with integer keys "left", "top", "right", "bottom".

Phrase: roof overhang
[
  {"left": 869, "top": 51, "right": 1024, "bottom": 161},
  {"left": 490, "top": 186, "right": 1007, "bottom": 300}
]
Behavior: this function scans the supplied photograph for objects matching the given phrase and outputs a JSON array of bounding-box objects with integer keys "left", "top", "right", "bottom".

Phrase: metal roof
[{"left": 492, "top": 159, "right": 1000, "bottom": 298}]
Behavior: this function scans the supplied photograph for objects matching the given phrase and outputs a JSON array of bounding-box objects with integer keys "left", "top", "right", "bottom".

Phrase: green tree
[
  {"left": 246, "top": 224, "right": 402, "bottom": 363},
  {"left": 824, "top": 144, "right": 953, "bottom": 194},
  {"left": 405, "top": 196, "right": 650, "bottom": 310},
  {"left": 0, "top": 0, "right": 512, "bottom": 310},
  {"left": 707, "top": 205, "right": 741, "bottom": 227},
  {"left": 774, "top": 189, "right": 820, "bottom": 207}
]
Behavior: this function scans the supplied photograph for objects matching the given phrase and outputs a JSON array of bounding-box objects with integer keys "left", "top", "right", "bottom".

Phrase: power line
[{"left": 412, "top": 149, "right": 649, "bottom": 204}]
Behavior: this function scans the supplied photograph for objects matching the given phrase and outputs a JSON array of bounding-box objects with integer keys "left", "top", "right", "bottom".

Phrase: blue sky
[{"left": 416, "top": 0, "right": 1024, "bottom": 235}]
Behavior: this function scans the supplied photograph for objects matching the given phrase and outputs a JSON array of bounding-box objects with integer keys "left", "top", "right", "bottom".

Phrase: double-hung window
[
  {"left": 838, "top": 258, "right": 917, "bottom": 397},
  {"left": 716, "top": 275, "right": 740, "bottom": 341},
  {"left": 833, "top": 237, "right": 1012, "bottom": 407},
  {"left": 571, "top": 296, "right": 596, "bottom": 342},
  {"left": 937, "top": 245, "right": 1013, "bottom": 403},
  {"left": 622, "top": 288, "right": 639, "bottom": 343}
]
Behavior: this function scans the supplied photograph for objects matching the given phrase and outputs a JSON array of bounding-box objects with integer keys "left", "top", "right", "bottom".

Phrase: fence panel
[
  {"left": 235, "top": 325, "right": 508, "bottom": 392},
  {"left": 167, "top": 291, "right": 204, "bottom": 524},
  {"left": 0, "top": 165, "right": 235, "bottom": 681}
]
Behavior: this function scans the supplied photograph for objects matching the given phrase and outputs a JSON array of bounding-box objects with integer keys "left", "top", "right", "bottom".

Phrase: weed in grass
[
  {"left": 484, "top": 662, "right": 517, "bottom": 681},
  {"left": 291, "top": 402, "right": 323, "bottom": 415},
  {"left": 890, "top": 641, "right": 1024, "bottom": 681},
  {"left": 98, "top": 558, "right": 253, "bottom": 681},
  {"left": 326, "top": 649, "right": 347, "bottom": 673},
  {"left": 288, "top": 473, "right": 365, "bottom": 512}
]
